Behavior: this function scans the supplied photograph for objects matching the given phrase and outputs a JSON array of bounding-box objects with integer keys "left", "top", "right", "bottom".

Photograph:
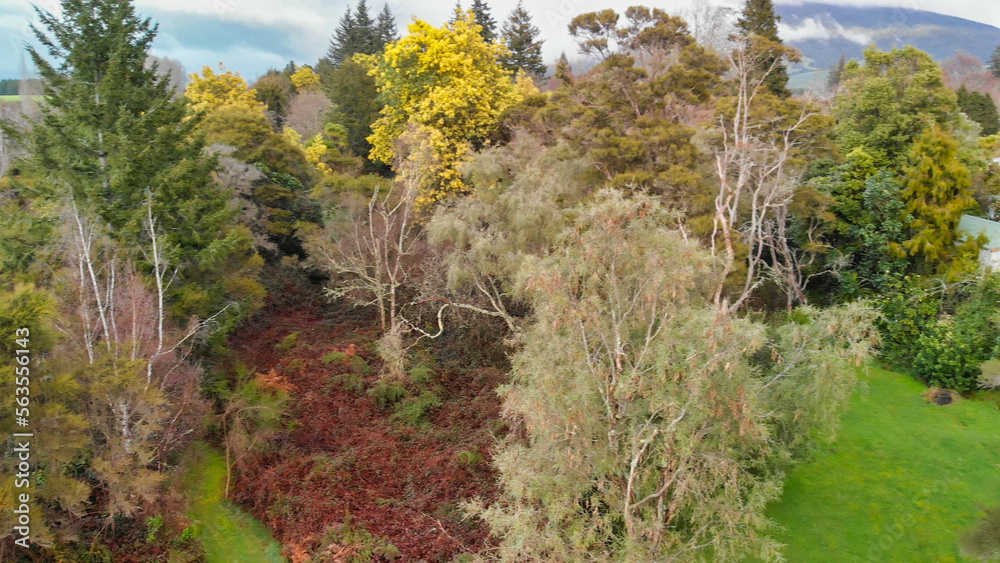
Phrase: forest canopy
[{"left": 2, "top": 0, "right": 999, "bottom": 560}]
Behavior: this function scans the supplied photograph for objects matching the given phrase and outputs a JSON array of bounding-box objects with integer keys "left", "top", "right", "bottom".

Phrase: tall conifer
[
  {"left": 902, "top": 125, "right": 977, "bottom": 266},
  {"left": 326, "top": 0, "right": 391, "bottom": 66},
  {"left": 500, "top": 1, "right": 546, "bottom": 76},
  {"left": 736, "top": 0, "right": 790, "bottom": 97},
  {"left": 471, "top": 0, "right": 498, "bottom": 42},
  {"left": 327, "top": 6, "right": 356, "bottom": 65},
  {"left": 26, "top": 0, "right": 260, "bottom": 320},
  {"left": 989, "top": 45, "right": 1000, "bottom": 78},
  {"left": 376, "top": 3, "right": 398, "bottom": 45}
]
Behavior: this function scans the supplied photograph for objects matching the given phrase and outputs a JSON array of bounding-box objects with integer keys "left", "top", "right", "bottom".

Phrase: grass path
[
  {"left": 768, "top": 367, "right": 1000, "bottom": 562},
  {"left": 178, "top": 442, "right": 286, "bottom": 563}
]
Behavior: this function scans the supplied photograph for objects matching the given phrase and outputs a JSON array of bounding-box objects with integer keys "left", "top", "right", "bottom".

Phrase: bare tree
[
  {"left": 146, "top": 55, "right": 188, "bottom": 99},
  {"left": 286, "top": 90, "right": 332, "bottom": 140},
  {"left": 942, "top": 51, "right": 1000, "bottom": 109},
  {"left": 55, "top": 200, "right": 228, "bottom": 516},
  {"left": 712, "top": 37, "right": 823, "bottom": 311},
  {"left": 308, "top": 163, "right": 422, "bottom": 333},
  {"left": 682, "top": 0, "right": 737, "bottom": 55}
]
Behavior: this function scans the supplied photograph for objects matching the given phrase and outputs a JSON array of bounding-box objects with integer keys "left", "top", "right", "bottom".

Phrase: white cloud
[
  {"left": 151, "top": 36, "right": 288, "bottom": 81},
  {"left": 135, "top": 0, "right": 332, "bottom": 53},
  {"left": 136, "top": 0, "right": 324, "bottom": 30},
  {"left": 779, "top": 17, "right": 872, "bottom": 44},
  {"left": 774, "top": 0, "right": 1000, "bottom": 29}
]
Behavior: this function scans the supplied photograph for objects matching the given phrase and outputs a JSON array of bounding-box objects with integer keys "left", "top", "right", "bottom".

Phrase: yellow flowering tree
[
  {"left": 186, "top": 64, "right": 267, "bottom": 113},
  {"left": 365, "top": 11, "right": 520, "bottom": 205},
  {"left": 290, "top": 65, "right": 321, "bottom": 91},
  {"left": 304, "top": 134, "right": 332, "bottom": 174}
]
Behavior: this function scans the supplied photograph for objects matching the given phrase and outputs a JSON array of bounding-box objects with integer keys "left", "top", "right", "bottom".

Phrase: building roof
[{"left": 958, "top": 214, "right": 1000, "bottom": 251}]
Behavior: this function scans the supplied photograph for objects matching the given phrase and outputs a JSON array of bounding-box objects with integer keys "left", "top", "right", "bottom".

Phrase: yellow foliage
[
  {"left": 290, "top": 65, "right": 320, "bottom": 91},
  {"left": 366, "top": 11, "right": 521, "bottom": 206},
  {"left": 514, "top": 69, "right": 540, "bottom": 98},
  {"left": 981, "top": 133, "right": 1000, "bottom": 155},
  {"left": 282, "top": 126, "right": 304, "bottom": 149},
  {"left": 281, "top": 128, "right": 332, "bottom": 175},
  {"left": 305, "top": 134, "right": 332, "bottom": 175},
  {"left": 186, "top": 64, "right": 266, "bottom": 114}
]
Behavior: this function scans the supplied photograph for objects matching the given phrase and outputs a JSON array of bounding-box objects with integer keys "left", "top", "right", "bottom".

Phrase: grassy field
[
  {"left": 768, "top": 367, "right": 1000, "bottom": 562},
  {"left": 0, "top": 95, "right": 45, "bottom": 103},
  {"left": 178, "top": 442, "right": 286, "bottom": 563}
]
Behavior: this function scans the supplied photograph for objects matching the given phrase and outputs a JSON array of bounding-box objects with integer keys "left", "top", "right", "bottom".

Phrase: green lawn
[
  {"left": 768, "top": 367, "right": 1000, "bottom": 562},
  {"left": 0, "top": 95, "right": 45, "bottom": 102},
  {"left": 178, "top": 442, "right": 286, "bottom": 563}
]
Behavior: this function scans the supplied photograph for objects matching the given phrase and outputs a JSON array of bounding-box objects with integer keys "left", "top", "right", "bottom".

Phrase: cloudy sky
[{"left": 2, "top": 0, "right": 1000, "bottom": 81}]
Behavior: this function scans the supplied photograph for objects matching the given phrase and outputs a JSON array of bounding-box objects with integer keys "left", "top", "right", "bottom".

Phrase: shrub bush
[
  {"left": 368, "top": 381, "right": 408, "bottom": 409},
  {"left": 408, "top": 364, "right": 436, "bottom": 387},
  {"left": 321, "top": 351, "right": 347, "bottom": 365},
  {"left": 454, "top": 450, "right": 483, "bottom": 469},
  {"left": 275, "top": 331, "right": 301, "bottom": 352},
  {"left": 391, "top": 391, "right": 442, "bottom": 427},
  {"left": 911, "top": 277, "right": 1000, "bottom": 391},
  {"left": 877, "top": 276, "right": 939, "bottom": 370},
  {"left": 307, "top": 515, "right": 400, "bottom": 562}
]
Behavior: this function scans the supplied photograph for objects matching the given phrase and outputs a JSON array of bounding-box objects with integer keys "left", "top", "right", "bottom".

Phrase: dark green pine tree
[
  {"left": 25, "top": 0, "right": 259, "bottom": 320},
  {"left": 736, "top": 0, "right": 790, "bottom": 97},
  {"left": 989, "top": 46, "right": 1000, "bottom": 78},
  {"left": 500, "top": 1, "right": 546, "bottom": 76},
  {"left": 319, "top": 2, "right": 393, "bottom": 170},
  {"left": 957, "top": 85, "right": 1000, "bottom": 136},
  {"left": 323, "top": 58, "right": 385, "bottom": 171},
  {"left": 376, "top": 3, "right": 397, "bottom": 46},
  {"left": 327, "top": 7, "right": 356, "bottom": 65},
  {"left": 471, "top": 0, "right": 498, "bottom": 42},
  {"left": 352, "top": 0, "right": 376, "bottom": 54},
  {"left": 326, "top": 0, "right": 384, "bottom": 66}
]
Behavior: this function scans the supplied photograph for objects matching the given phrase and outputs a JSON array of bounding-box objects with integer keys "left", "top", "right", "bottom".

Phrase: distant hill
[{"left": 774, "top": 3, "right": 1000, "bottom": 88}]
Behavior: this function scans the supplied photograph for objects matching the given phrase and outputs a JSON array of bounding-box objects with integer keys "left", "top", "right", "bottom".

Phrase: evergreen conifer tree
[
  {"left": 736, "top": 0, "right": 790, "bottom": 97},
  {"left": 25, "top": 0, "right": 261, "bottom": 320},
  {"left": 554, "top": 52, "right": 573, "bottom": 85},
  {"left": 376, "top": 3, "right": 397, "bottom": 45},
  {"left": 326, "top": 0, "right": 389, "bottom": 66},
  {"left": 320, "top": 2, "right": 395, "bottom": 168},
  {"left": 989, "top": 45, "right": 1000, "bottom": 78},
  {"left": 500, "top": 1, "right": 546, "bottom": 76},
  {"left": 28, "top": 1, "right": 213, "bottom": 251},
  {"left": 827, "top": 54, "right": 846, "bottom": 90},
  {"left": 902, "top": 125, "right": 978, "bottom": 266},
  {"left": 957, "top": 85, "right": 1000, "bottom": 136},
  {"left": 327, "top": 7, "right": 356, "bottom": 65},
  {"left": 470, "top": 0, "right": 497, "bottom": 42},
  {"left": 353, "top": 0, "right": 376, "bottom": 54}
]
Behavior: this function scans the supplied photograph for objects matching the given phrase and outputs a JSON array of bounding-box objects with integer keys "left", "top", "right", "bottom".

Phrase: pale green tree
[{"left": 468, "top": 190, "right": 877, "bottom": 561}]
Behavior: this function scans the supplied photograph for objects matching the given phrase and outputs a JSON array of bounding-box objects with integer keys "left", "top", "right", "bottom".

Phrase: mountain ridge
[{"left": 775, "top": 3, "right": 1000, "bottom": 87}]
